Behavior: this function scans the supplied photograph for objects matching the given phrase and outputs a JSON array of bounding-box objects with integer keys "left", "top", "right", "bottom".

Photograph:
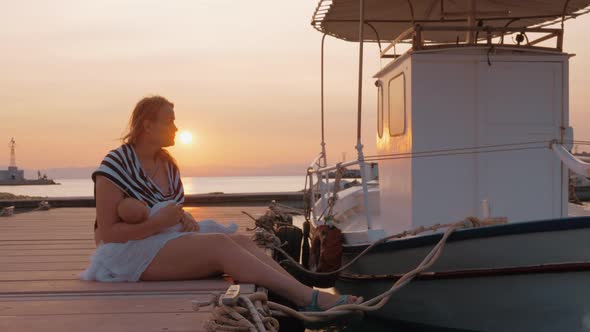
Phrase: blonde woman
[{"left": 81, "top": 95, "right": 358, "bottom": 311}]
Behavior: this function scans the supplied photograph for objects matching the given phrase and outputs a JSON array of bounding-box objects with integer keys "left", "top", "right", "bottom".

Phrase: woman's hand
[
  {"left": 180, "top": 211, "right": 200, "bottom": 232},
  {"left": 153, "top": 203, "right": 184, "bottom": 229}
]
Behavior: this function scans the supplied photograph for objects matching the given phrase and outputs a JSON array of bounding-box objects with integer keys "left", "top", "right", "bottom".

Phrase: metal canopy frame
[
  {"left": 380, "top": 25, "right": 565, "bottom": 58},
  {"left": 311, "top": 0, "right": 590, "bottom": 44}
]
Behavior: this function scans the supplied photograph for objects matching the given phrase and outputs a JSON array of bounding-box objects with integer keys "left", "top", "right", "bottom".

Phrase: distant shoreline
[
  {"left": 0, "top": 192, "right": 45, "bottom": 200},
  {"left": 0, "top": 176, "right": 308, "bottom": 198}
]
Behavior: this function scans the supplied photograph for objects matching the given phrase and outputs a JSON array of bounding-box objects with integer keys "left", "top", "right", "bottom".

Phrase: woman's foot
[{"left": 301, "top": 289, "right": 360, "bottom": 311}]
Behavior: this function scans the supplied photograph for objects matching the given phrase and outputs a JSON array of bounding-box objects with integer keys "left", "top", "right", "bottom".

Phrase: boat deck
[{"left": 0, "top": 206, "right": 268, "bottom": 331}]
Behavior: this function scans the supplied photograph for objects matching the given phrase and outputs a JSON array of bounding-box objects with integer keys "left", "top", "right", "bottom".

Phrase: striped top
[{"left": 92, "top": 144, "right": 184, "bottom": 229}]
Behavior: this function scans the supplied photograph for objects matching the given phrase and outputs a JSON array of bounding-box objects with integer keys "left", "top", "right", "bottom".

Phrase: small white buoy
[
  {"left": 38, "top": 201, "right": 51, "bottom": 210},
  {"left": 0, "top": 206, "right": 15, "bottom": 217}
]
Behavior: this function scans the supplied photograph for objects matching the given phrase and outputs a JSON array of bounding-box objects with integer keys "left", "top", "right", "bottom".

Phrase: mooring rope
[
  {"left": 235, "top": 210, "right": 506, "bottom": 324},
  {"left": 270, "top": 216, "right": 507, "bottom": 322},
  {"left": 274, "top": 216, "right": 506, "bottom": 277}
]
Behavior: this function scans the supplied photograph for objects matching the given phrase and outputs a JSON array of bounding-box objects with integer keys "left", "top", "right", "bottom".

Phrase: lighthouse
[
  {"left": 2, "top": 138, "right": 25, "bottom": 182},
  {"left": 7, "top": 137, "right": 23, "bottom": 180}
]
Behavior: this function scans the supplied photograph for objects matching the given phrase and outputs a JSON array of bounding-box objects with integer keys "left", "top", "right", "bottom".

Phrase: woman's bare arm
[{"left": 95, "top": 175, "right": 169, "bottom": 244}]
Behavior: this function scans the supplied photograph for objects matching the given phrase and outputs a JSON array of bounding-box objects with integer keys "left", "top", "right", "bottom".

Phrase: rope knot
[
  {"left": 202, "top": 292, "right": 280, "bottom": 332},
  {"left": 462, "top": 217, "right": 482, "bottom": 228},
  {"left": 252, "top": 229, "right": 281, "bottom": 248}
]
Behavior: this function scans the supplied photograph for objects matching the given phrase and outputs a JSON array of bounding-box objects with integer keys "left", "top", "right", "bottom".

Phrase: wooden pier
[{"left": 0, "top": 206, "right": 269, "bottom": 331}]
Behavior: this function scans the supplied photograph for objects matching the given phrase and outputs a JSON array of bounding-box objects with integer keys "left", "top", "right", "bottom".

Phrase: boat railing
[
  {"left": 306, "top": 156, "right": 363, "bottom": 223},
  {"left": 381, "top": 25, "right": 564, "bottom": 58}
]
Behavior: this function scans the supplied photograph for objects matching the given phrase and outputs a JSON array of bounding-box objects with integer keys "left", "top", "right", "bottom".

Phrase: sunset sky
[{"left": 1, "top": 1, "right": 590, "bottom": 177}]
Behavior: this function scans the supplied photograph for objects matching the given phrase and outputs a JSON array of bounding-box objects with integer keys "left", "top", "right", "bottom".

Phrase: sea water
[{"left": 0, "top": 175, "right": 307, "bottom": 197}]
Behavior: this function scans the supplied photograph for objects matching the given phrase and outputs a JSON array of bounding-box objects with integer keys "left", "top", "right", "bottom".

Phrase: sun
[{"left": 177, "top": 131, "right": 193, "bottom": 145}]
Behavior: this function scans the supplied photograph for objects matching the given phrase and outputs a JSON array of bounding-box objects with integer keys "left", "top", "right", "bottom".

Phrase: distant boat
[
  {"left": 570, "top": 155, "right": 590, "bottom": 201},
  {"left": 0, "top": 177, "right": 58, "bottom": 186},
  {"left": 574, "top": 184, "right": 590, "bottom": 201},
  {"left": 0, "top": 138, "right": 57, "bottom": 186}
]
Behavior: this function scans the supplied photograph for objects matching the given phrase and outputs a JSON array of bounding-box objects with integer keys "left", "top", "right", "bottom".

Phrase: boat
[
  {"left": 300, "top": 1, "right": 590, "bottom": 330},
  {"left": 571, "top": 158, "right": 590, "bottom": 200}
]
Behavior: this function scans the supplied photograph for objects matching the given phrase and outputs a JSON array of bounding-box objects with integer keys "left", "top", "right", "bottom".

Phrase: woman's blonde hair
[{"left": 122, "top": 95, "right": 177, "bottom": 166}]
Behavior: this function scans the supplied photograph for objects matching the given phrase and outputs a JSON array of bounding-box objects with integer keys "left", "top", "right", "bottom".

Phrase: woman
[{"left": 82, "top": 95, "right": 357, "bottom": 311}]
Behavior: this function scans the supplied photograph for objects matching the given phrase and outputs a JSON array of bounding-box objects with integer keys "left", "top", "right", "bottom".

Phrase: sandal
[{"left": 300, "top": 289, "right": 358, "bottom": 312}]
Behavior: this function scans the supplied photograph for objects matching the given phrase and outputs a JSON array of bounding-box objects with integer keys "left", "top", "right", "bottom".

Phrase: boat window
[
  {"left": 377, "top": 84, "right": 383, "bottom": 138},
  {"left": 388, "top": 73, "right": 406, "bottom": 136}
]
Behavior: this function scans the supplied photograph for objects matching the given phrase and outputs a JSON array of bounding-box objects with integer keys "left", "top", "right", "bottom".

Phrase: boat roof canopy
[{"left": 312, "top": 0, "right": 590, "bottom": 42}]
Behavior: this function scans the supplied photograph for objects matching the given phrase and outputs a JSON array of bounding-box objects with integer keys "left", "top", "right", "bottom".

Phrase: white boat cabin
[{"left": 374, "top": 48, "right": 570, "bottom": 235}]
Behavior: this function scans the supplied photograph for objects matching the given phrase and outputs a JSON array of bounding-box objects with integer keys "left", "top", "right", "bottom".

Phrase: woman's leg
[
  {"left": 227, "top": 234, "right": 297, "bottom": 281},
  {"left": 141, "top": 233, "right": 355, "bottom": 309}
]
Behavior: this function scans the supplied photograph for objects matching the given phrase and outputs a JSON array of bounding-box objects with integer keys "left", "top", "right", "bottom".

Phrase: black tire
[
  {"left": 276, "top": 225, "right": 303, "bottom": 262},
  {"left": 301, "top": 220, "right": 310, "bottom": 268}
]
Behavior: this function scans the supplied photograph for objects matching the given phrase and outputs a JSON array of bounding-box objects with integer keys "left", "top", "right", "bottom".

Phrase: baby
[{"left": 117, "top": 197, "right": 238, "bottom": 234}]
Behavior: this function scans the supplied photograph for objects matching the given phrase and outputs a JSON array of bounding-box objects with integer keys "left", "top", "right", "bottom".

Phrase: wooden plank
[
  {"left": 0, "top": 262, "right": 88, "bottom": 272},
  {"left": 0, "top": 235, "right": 93, "bottom": 241},
  {"left": 0, "top": 256, "right": 90, "bottom": 263},
  {"left": 0, "top": 280, "right": 230, "bottom": 295},
  {"left": 0, "top": 293, "right": 211, "bottom": 315},
  {"left": 0, "top": 241, "right": 96, "bottom": 250},
  {"left": 0, "top": 229, "right": 91, "bottom": 232},
  {"left": 0, "top": 224, "right": 90, "bottom": 227},
  {"left": 0, "top": 249, "right": 94, "bottom": 256},
  {"left": 0, "top": 313, "right": 209, "bottom": 332},
  {"left": 0, "top": 240, "right": 94, "bottom": 245},
  {"left": 0, "top": 271, "right": 82, "bottom": 281}
]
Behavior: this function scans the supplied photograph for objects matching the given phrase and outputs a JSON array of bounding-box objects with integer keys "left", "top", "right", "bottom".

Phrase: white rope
[
  {"left": 324, "top": 164, "right": 345, "bottom": 221},
  {"left": 364, "top": 140, "right": 551, "bottom": 160},
  {"left": 268, "top": 201, "right": 304, "bottom": 216},
  {"left": 199, "top": 292, "right": 280, "bottom": 332},
  {"left": 551, "top": 141, "right": 590, "bottom": 177},
  {"left": 365, "top": 145, "right": 548, "bottom": 163}
]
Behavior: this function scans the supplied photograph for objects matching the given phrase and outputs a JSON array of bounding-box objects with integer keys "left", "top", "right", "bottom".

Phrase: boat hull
[{"left": 335, "top": 217, "right": 590, "bottom": 331}]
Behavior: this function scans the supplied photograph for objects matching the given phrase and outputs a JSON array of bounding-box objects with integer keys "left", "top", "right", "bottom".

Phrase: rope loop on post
[{"left": 202, "top": 292, "right": 280, "bottom": 332}]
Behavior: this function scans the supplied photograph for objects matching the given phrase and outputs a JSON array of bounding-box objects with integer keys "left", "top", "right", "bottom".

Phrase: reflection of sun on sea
[{"left": 177, "top": 131, "right": 193, "bottom": 145}]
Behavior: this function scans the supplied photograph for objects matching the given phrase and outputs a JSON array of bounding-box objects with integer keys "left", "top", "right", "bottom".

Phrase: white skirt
[{"left": 80, "top": 231, "right": 192, "bottom": 282}]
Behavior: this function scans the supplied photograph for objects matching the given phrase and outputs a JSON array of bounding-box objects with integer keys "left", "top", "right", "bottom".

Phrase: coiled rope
[{"left": 197, "top": 292, "right": 280, "bottom": 332}]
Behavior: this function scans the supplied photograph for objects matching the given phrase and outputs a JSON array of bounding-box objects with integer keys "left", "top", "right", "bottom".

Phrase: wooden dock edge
[{"left": 0, "top": 191, "right": 306, "bottom": 209}]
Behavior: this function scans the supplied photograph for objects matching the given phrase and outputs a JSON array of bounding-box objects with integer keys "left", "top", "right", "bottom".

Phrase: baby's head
[{"left": 117, "top": 198, "right": 149, "bottom": 224}]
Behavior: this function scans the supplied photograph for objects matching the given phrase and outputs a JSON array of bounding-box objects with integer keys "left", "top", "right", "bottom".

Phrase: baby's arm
[{"left": 178, "top": 210, "right": 200, "bottom": 232}]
